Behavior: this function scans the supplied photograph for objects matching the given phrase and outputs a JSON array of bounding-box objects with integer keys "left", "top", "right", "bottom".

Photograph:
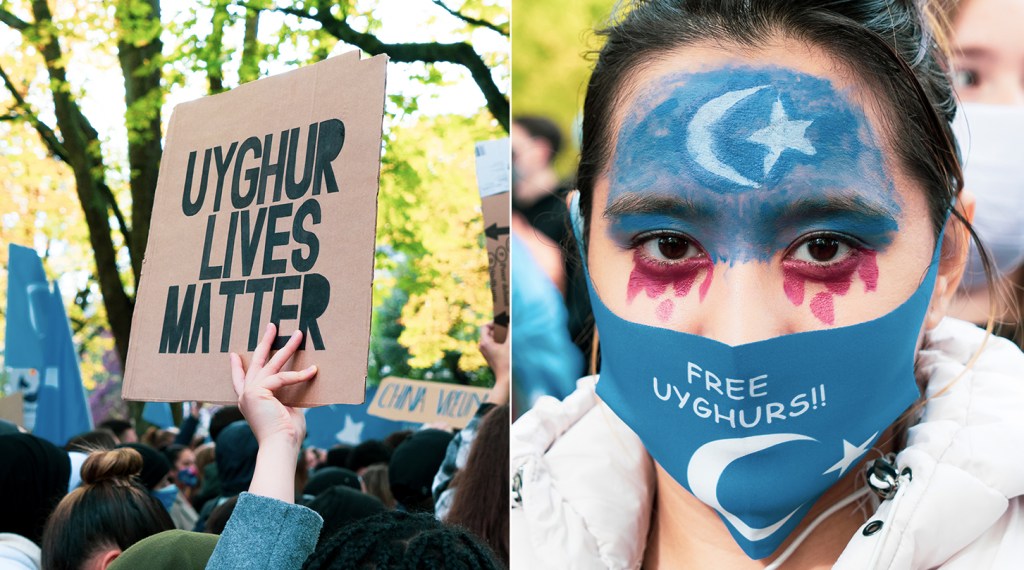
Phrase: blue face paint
[
  {"left": 572, "top": 193, "right": 942, "bottom": 560},
  {"left": 606, "top": 67, "right": 900, "bottom": 266}
]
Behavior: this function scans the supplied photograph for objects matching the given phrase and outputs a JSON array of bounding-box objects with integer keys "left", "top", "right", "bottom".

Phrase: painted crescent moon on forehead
[
  {"left": 685, "top": 85, "right": 766, "bottom": 188},
  {"left": 687, "top": 433, "right": 815, "bottom": 542}
]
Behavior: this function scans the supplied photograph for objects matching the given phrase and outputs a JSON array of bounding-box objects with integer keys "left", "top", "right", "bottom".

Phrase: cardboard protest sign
[
  {"left": 367, "top": 376, "right": 490, "bottom": 429},
  {"left": 0, "top": 392, "right": 24, "bottom": 428},
  {"left": 123, "top": 52, "right": 388, "bottom": 406},
  {"left": 475, "top": 139, "right": 510, "bottom": 343}
]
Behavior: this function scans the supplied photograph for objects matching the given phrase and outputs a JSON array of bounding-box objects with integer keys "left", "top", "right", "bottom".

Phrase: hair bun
[{"left": 80, "top": 447, "right": 144, "bottom": 485}]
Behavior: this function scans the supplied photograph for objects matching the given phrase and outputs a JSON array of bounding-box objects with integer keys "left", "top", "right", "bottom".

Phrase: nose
[{"left": 691, "top": 262, "right": 786, "bottom": 345}]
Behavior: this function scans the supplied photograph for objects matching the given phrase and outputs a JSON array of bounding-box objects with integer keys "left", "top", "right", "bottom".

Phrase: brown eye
[
  {"left": 658, "top": 236, "right": 690, "bottom": 259},
  {"left": 791, "top": 236, "right": 851, "bottom": 264},
  {"left": 807, "top": 238, "right": 839, "bottom": 261},
  {"left": 640, "top": 234, "right": 701, "bottom": 262}
]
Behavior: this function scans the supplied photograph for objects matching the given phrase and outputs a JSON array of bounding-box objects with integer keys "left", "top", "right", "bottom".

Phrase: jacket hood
[{"left": 215, "top": 421, "right": 259, "bottom": 496}]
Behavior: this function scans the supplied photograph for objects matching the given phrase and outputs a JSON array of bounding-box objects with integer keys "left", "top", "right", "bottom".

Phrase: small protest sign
[
  {"left": 367, "top": 376, "right": 490, "bottom": 429},
  {"left": 304, "top": 385, "right": 413, "bottom": 448},
  {"left": 475, "top": 139, "right": 510, "bottom": 342},
  {"left": 0, "top": 392, "right": 24, "bottom": 428},
  {"left": 123, "top": 52, "right": 388, "bottom": 406}
]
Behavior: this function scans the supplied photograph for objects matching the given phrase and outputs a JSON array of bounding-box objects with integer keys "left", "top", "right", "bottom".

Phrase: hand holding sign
[
  {"left": 231, "top": 323, "right": 318, "bottom": 504},
  {"left": 479, "top": 323, "right": 509, "bottom": 406},
  {"left": 230, "top": 323, "right": 317, "bottom": 451}
]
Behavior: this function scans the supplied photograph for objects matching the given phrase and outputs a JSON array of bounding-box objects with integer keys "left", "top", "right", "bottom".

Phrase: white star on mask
[
  {"left": 747, "top": 99, "right": 816, "bottom": 176},
  {"left": 335, "top": 414, "right": 365, "bottom": 445},
  {"left": 822, "top": 432, "right": 878, "bottom": 477}
]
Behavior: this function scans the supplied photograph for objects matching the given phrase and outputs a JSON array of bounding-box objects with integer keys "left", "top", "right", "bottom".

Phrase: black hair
[
  {"left": 302, "top": 510, "right": 501, "bottom": 570},
  {"left": 41, "top": 448, "right": 173, "bottom": 570},
  {"left": 208, "top": 406, "right": 246, "bottom": 442},
  {"left": 65, "top": 429, "right": 119, "bottom": 453},
  {"left": 205, "top": 495, "right": 239, "bottom": 535},
  {"left": 514, "top": 115, "right": 565, "bottom": 162},
  {"left": 162, "top": 443, "right": 188, "bottom": 466},
  {"left": 97, "top": 418, "right": 134, "bottom": 441},
  {"left": 324, "top": 445, "right": 352, "bottom": 469},
  {"left": 347, "top": 440, "right": 392, "bottom": 473}
]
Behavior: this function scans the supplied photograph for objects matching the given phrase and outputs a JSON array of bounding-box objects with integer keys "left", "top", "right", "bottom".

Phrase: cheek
[
  {"left": 782, "top": 250, "right": 879, "bottom": 325},
  {"left": 626, "top": 251, "right": 715, "bottom": 322}
]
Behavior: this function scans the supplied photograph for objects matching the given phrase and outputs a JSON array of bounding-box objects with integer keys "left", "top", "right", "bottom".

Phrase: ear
[
  {"left": 95, "top": 548, "right": 122, "bottom": 570},
  {"left": 924, "top": 190, "right": 977, "bottom": 330}
]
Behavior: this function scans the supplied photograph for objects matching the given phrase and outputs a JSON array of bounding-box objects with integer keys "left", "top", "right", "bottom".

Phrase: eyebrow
[
  {"left": 770, "top": 193, "right": 900, "bottom": 228},
  {"left": 954, "top": 46, "right": 996, "bottom": 62},
  {"left": 604, "top": 192, "right": 717, "bottom": 221}
]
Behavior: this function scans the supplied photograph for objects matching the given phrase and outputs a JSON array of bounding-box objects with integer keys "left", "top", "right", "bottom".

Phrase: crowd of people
[{"left": 0, "top": 322, "right": 509, "bottom": 569}]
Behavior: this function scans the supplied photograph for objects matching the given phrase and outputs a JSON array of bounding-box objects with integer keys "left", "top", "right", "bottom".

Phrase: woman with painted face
[
  {"left": 945, "top": 0, "right": 1024, "bottom": 342},
  {"left": 509, "top": 1, "right": 1024, "bottom": 568}
]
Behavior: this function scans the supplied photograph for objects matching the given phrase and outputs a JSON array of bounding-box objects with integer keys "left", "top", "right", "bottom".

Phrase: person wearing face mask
[
  {"left": 164, "top": 443, "right": 200, "bottom": 499},
  {"left": 119, "top": 442, "right": 197, "bottom": 530},
  {"left": 945, "top": 0, "right": 1024, "bottom": 343},
  {"left": 510, "top": 1, "right": 1024, "bottom": 569}
]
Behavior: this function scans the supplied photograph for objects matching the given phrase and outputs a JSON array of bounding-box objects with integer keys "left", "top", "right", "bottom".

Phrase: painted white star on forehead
[
  {"left": 747, "top": 98, "right": 816, "bottom": 176},
  {"left": 822, "top": 431, "right": 877, "bottom": 477}
]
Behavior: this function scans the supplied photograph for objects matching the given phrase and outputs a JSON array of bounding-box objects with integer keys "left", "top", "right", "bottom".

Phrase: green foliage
[
  {"left": 376, "top": 111, "right": 502, "bottom": 378},
  {"left": 511, "top": 0, "right": 610, "bottom": 176}
]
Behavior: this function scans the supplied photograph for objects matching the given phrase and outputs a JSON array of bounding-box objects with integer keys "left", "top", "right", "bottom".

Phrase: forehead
[
  {"left": 611, "top": 64, "right": 891, "bottom": 198},
  {"left": 954, "top": 0, "right": 1024, "bottom": 57}
]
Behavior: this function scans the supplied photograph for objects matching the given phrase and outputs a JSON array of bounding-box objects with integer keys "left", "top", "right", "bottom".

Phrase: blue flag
[
  {"left": 143, "top": 402, "right": 175, "bottom": 429},
  {"left": 4, "top": 244, "right": 93, "bottom": 445},
  {"left": 304, "top": 386, "right": 412, "bottom": 449},
  {"left": 4, "top": 244, "right": 49, "bottom": 370}
]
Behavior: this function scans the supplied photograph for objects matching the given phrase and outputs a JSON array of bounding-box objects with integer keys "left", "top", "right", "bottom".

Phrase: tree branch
[
  {"left": 0, "top": 63, "right": 132, "bottom": 254},
  {"left": 276, "top": 4, "right": 509, "bottom": 132},
  {"left": 431, "top": 0, "right": 508, "bottom": 36},
  {"left": 0, "top": 8, "right": 30, "bottom": 30},
  {"left": 0, "top": 63, "right": 70, "bottom": 162}
]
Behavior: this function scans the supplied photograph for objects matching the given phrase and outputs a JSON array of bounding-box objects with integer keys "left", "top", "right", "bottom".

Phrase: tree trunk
[
  {"left": 239, "top": 8, "right": 261, "bottom": 84},
  {"left": 30, "top": 0, "right": 136, "bottom": 369},
  {"left": 116, "top": 0, "right": 164, "bottom": 287}
]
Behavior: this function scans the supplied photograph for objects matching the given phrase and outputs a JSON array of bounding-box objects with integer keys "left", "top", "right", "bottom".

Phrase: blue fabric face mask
[
  {"left": 570, "top": 193, "right": 942, "bottom": 559},
  {"left": 152, "top": 485, "right": 178, "bottom": 512},
  {"left": 178, "top": 466, "right": 199, "bottom": 489}
]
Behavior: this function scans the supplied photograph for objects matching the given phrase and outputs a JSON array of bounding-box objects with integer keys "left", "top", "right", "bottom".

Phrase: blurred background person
[
  {"left": 41, "top": 447, "right": 173, "bottom": 570},
  {"left": 96, "top": 419, "right": 136, "bottom": 445},
  {"left": 441, "top": 404, "right": 510, "bottom": 567},
  {"left": 946, "top": 0, "right": 1024, "bottom": 344},
  {"left": 511, "top": 116, "right": 589, "bottom": 417},
  {"left": 0, "top": 433, "right": 71, "bottom": 569}
]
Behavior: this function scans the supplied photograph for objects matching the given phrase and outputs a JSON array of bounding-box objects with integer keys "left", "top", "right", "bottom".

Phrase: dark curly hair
[{"left": 302, "top": 510, "right": 502, "bottom": 570}]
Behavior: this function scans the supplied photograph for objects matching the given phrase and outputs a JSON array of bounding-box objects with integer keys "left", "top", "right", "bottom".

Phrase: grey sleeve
[{"left": 205, "top": 493, "right": 324, "bottom": 570}]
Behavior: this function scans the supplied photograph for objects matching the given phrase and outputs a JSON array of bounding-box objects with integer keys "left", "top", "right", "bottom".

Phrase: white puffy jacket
[{"left": 510, "top": 318, "right": 1024, "bottom": 569}]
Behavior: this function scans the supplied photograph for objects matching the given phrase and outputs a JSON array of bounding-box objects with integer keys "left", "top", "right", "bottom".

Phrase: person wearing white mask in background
[{"left": 946, "top": 0, "right": 1024, "bottom": 342}]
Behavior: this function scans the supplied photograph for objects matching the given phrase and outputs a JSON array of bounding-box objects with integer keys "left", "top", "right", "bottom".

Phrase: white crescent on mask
[
  {"left": 685, "top": 85, "right": 767, "bottom": 188},
  {"left": 687, "top": 433, "right": 816, "bottom": 542}
]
